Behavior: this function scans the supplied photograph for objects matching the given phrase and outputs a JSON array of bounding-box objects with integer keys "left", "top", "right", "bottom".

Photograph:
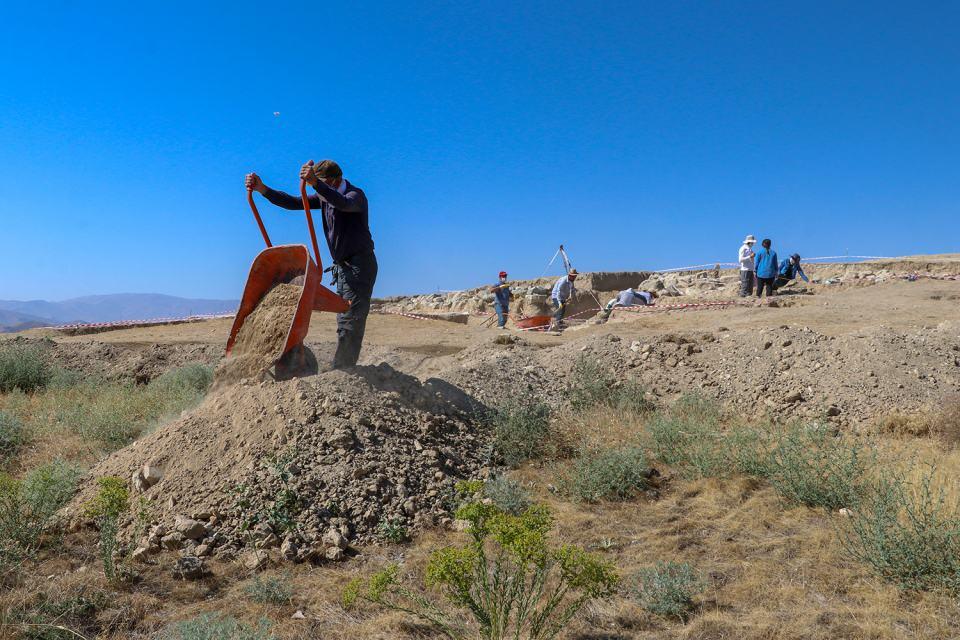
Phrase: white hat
[{"left": 743, "top": 234, "right": 756, "bottom": 244}]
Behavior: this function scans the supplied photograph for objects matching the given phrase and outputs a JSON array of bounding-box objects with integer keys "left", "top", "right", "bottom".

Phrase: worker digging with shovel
[
  {"left": 549, "top": 269, "right": 577, "bottom": 331},
  {"left": 245, "top": 160, "right": 377, "bottom": 369}
]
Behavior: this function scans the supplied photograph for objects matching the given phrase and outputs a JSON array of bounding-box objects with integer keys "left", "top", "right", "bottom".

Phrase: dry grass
[
  {"left": 874, "top": 396, "right": 960, "bottom": 448},
  {"left": 930, "top": 395, "right": 960, "bottom": 447},
  {"left": 5, "top": 461, "right": 960, "bottom": 639},
  {"left": 4, "top": 397, "right": 960, "bottom": 638}
]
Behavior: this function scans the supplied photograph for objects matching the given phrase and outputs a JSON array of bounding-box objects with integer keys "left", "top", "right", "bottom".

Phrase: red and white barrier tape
[
  {"left": 610, "top": 300, "right": 746, "bottom": 314},
  {"left": 652, "top": 256, "right": 896, "bottom": 274},
  {"left": 655, "top": 263, "right": 736, "bottom": 273},
  {"left": 374, "top": 309, "right": 455, "bottom": 322},
  {"left": 49, "top": 312, "right": 234, "bottom": 331}
]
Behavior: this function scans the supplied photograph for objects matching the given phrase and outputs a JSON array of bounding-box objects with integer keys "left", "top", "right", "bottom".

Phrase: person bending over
[
  {"left": 774, "top": 254, "right": 809, "bottom": 290},
  {"left": 245, "top": 160, "right": 377, "bottom": 369}
]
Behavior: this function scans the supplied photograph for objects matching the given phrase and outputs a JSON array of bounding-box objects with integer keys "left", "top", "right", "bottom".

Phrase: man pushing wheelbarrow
[{"left": 245, "top": 160, "right": 378, "bottom": 369}]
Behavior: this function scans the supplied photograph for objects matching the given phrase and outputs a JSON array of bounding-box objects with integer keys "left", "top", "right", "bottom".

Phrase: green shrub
[
  {"left": 841, "top": 469, "right": 960, "bottom": 592},
  {"left": 0, "top": 342, "right": 52, "bottom": 393},
  {"left": 483, "top": 475, "right": 531, "bottom": 515},
  {"left": 569, "top": 357, "right": 652, "bottom": 413},
  {"left": 0, "top": 410, "right": 25, "bottom": 460},
  {"left": 84, "top": 476, "right": 129, "bottom": 580},
  {"left": 648, "top": 395, "right": 728, "bottom": 479},
  {"left": 245, "top": 574, "right": 293, "bottom": 605},
  {"left": 559, "top": 446, "right": 650, "bottom": 502},
  {"left": 45, "top": 363, "right": 214, "bottom": 450},
  {"left": 0, "top": 459, "right": 82, "bottom": 553},
  {"left": 491, "top": 398, "right": 551, "bottom": 467},
  {"left": 344, "top": 502, "right": 619, "bottom": 640},
  {"left": 21, "top": 460, "right": 83, "bottom": 515},
  {"left": 377, "top": 517, "right": 410, "bottom": 544},
  {"left": 46, "top": 368, "right": 88, "bottom": 390},
  {"left": 152, "top": 363, "right": 214, "bottom": 396},
  {"left": 53, "top": 382, "right": 145, "bottom": 448},
  {"left": 163, "top": 614, "right": 274, "bottom": 640},
  {"left": 726, "top": 426, "right": 773, "bottom": 478},
  {"left": 766, "top": 424, "right": 869, "bottom": 510},
  {"left": 631, "top": 561, "right": 704, "bottom": 621}
]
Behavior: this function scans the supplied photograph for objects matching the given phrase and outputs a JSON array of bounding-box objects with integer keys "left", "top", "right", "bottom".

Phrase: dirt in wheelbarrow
[{"left": 213, "top": 283, "right": 303, "bottom": 387}]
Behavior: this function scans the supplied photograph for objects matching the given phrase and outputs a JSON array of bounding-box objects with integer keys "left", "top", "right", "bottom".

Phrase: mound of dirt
[
  {"left": 435, "top": 321, "right": 960, "bottom": 429},
  {"left": 68, "top": 364, "right": 488, "bottom": 563},
  {"left": 214, "top": 283, "right": 302, "bottom": 386}
]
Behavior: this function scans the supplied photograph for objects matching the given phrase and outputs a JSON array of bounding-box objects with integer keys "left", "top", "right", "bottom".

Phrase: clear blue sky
[{"left": 1, "top": 1, "right": 957, "bottom": 300}]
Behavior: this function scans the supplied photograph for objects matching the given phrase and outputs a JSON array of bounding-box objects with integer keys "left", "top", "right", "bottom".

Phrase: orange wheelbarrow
[
  {"left": 514, "top": 315, "right": 552, "bottom": 331},
  {"left": 225, "top": 176, "right": 350, "bottom": 361}
]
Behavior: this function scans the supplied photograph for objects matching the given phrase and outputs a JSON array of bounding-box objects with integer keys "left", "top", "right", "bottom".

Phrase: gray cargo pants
[
  {"left": 332, "top": 251, "right": 378, "bottom": 369},
  {"left": 739, "top": 270, "right": 755, "bottom": 297}
]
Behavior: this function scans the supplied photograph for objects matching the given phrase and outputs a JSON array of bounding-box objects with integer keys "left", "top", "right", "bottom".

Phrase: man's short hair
[
  {"left": 762, "top": 238, "right": 771, "bottom": 248},
  {"left": 314, "top": 159, "right": 343, "bottom": 181}
]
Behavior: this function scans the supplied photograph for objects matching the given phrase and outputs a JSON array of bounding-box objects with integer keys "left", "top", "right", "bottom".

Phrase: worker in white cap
[{"left": 738, "top": 234, "right": 757, "bottom": 297}]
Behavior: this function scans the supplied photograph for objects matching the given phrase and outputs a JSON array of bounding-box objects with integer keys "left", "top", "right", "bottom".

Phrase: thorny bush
[
  {"left": 0, "top": 341, "right": 52, "bottom": 394},
  {"left": 766, "top": 424, "right": 871, "bottom": 510},
  {"left": 569, "top": 357, "right": 652, "bottom": 414},
  {"left": 0, "top": 459, "right": 81, "bottom": 561},
  {"left": 162, "top": 613, "right": 275, "bottom": 640},
  {"left": 483, "top": 475, "right": 532, "bottom": 515},
  {"left": 490, "top": 398, "right": 552, "bottom": 467},
  {"left": 840, "top": 467, "right": 960, "bottom": 592},
  {"left": 558, "top": 446, "right": 651, "bottom": 503},
  {"left": 648, "top": 394, "right": 729, "bottom": 479},
  {"left": 630, "top": 561, "right": 704, "bottom": 622},
  {"left": 0, "top": 409, "right": 26, "bottom": 461}
]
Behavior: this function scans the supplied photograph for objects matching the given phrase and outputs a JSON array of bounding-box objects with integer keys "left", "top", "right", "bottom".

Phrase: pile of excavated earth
[
  {"left": 70, "top": 365, "right": 486, "bottom": 566},
  {"left": 440, "top": 322, "right": 960, "bottom": 428},
  {"left": 52, "top": 258, "right": 960, "bottom": 568}
]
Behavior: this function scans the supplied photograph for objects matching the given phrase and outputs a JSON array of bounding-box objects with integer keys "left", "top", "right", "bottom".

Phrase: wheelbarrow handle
[
  {"left": 300, "top": 163, "right": 324, "bottom": 272},
  {"left": 246, "top": 188, "right": 272, "bottom": 248}
]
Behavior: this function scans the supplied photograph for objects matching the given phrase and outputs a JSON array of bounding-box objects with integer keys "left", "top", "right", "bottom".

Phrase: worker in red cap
[{"left": 490, "top": 270, "right": 512, "bottom": 328}]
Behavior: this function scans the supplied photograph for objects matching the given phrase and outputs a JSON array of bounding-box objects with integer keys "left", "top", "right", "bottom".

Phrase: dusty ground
[
  {"left": 25, "top": 267, "right": 960, "bottom": 425},
  {"left": 3, "top": 256, "right": 960, "bottom": 639}
]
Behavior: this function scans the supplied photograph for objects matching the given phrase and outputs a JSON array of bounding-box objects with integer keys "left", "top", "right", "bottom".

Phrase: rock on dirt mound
[
  {"left": 214, "top": 283, "right": 302, "bottom": 386},
  {"left": 68, "top": 363, "right": 488, "bottom": 562}
]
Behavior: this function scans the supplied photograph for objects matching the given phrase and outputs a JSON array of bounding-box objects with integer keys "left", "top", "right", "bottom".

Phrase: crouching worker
[
  {"left": 549, "top": 269, "right": 577, "bottom": 331},
  {"left": 245, "top": 160, "right": 377, "bottom": 369},
  {"left": 490, "top": 271, "right": 512, "bottom": 328},
  {"left": 602, "top": 288, "right": 657, "bottom": 319},
  {"left": 774, "top": 254, "right": 809, "bottom": 290}
]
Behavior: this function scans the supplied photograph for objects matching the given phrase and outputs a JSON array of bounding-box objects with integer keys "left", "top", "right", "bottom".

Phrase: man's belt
[{"left": 331, "top": 248, "right": 375, "bottom": 269}]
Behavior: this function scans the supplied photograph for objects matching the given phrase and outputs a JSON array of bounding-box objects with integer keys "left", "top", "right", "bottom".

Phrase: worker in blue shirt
[
  {"left": 754, "top": 238, "right": 779, "bottom": 298},
  {"left": 490, "top": 271, "right": 512, "bottom": 328},
  {"left": 774, "top": 254, "right": 809, "bottom": 290}
]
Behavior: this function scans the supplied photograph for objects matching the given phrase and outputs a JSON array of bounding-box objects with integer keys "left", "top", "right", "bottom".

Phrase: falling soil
[{"left": 214, "top": 283, "right": 303, "bottom": 386}]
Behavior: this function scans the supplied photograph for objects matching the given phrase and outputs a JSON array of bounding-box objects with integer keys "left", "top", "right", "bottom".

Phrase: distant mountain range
[{"left": 0, "top": 294, "right": 238, "bottom": 333}]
